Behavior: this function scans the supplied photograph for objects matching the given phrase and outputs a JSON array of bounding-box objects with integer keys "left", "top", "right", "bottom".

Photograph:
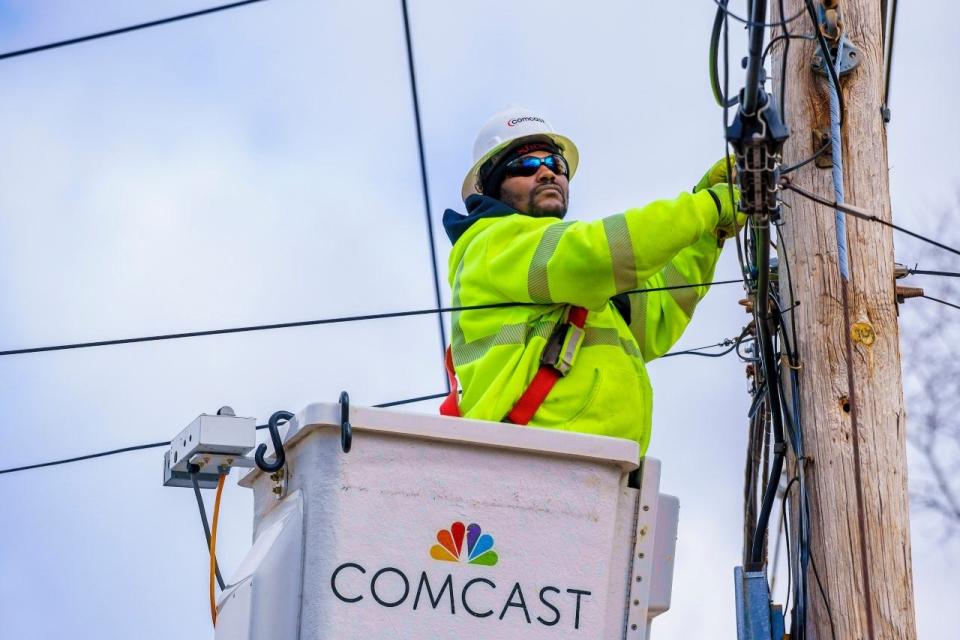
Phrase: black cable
[
  {"left": 779, "top": 476, "right": 799, "bottom": 627},
  {"left": 711, "top": 0, "right": 807, "bottom": 28},
  {"left": 659, "top": 340, "right": 739, "bottom": 359},
  {"left": 908, "top": 269, "right": 960, "bottom": 278},
  {"left": 0, "top": 391, "right": 451, "bottom": 475},
  {"left": 719, "top": 4, "right": 751, "bottom": 284},
  {"left": 774, "top": 226, "right": 801, "bottom": 369},
  {"left": 761, "top": 33, "right": 815, "bottom": 67},
  {"left": 881, "top": 0, "right": 898, "bottom": 122},
  {"left": 0, "top": 0, "right": 268, "bottom": 62},
  {"left": 922, "top": 295, "right": 960, "bottom": 312},
  {"left": 0, "top": 317, "right": 746, "bottom": 477},
  {"left": 0, "top": 280, "right": 742, "bottom": 357},
  {"left": 810, "top": 555, "right": 839, "bottom": 640},
  {"left": 772, "top": 298, "right": 811, "bottom": 639},
  {"left": 0, "top": 440, "right": 170, "bottom": 475},
  {"left": 191, "top": 471, "right": 226, "bottom": 590},
  {"left": 742, "top": 0, "right": 770, "bottom": 115},
  {"left": 399, "top": 0, "right": 448, "bottom": 393},
  {"left": 0, "top": 308, "right": 747, "bottom": 476},
  {"left": 782, "top": 180, "right": 960, "bottom": 258},
  {"left": 709, "top": 2, "right": 738, "bottom": 108},
  {"left": 776, "top": 0, "right": 790, "bottom": 122},
  {"left": 780, "top": 141, "right": 830, "bottom": 175},
  {"left": 747, "top": 381, "right": 767, "bottom": 420},
  {"left": 373, "top": 391, "right": 447, "bottom": 408},
  {"left": 659, "top": 327, "right": 748, "bottom": 359},
  {"left": 750, "top": 219, "right": 788, "bottom": 564}
]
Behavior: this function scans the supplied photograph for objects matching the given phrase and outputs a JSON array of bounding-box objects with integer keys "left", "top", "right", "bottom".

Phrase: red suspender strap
[
  {"left": 507, "top": 305, "right": 588, "bottom": 425},
  {"left": 440, "top": 306, "right": 588, "bottom": 424},
  {"left": 505, "top": 367, "right": 561, "bottom": 425},
  {"left": 439, "top": 346, "right": 462, "bottom": 417}
]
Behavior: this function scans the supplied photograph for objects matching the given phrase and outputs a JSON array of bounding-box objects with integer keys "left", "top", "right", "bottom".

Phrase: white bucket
[{"left": 220, "top": 403, "right": 677, "bottom": 640}]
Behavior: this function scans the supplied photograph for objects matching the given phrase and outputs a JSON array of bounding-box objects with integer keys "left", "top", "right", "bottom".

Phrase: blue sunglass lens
[{"left": 507, "top": 155, "right": 568, "bottom": 177}]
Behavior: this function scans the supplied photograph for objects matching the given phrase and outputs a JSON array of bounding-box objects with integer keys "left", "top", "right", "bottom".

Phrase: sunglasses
[{"left": 504, "top": 154, "right": 569, "bottom": 178}]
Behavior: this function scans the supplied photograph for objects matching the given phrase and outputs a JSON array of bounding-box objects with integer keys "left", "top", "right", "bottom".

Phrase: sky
[{"left": 0, "top": 1, "right": 957, "bottom": 638}]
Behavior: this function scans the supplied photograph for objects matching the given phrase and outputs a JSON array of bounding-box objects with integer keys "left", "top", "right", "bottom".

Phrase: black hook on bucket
[
  {"left": 339, "top": 391, "right": 352, "bottom": 453},
  {"left": 255, "top": 410, "right": 293, "bottom": 473}
]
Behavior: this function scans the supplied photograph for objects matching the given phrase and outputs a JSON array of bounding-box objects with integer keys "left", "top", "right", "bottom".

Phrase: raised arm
[{"left": 472, "top": 186, "right": 735, "bottom": 309}]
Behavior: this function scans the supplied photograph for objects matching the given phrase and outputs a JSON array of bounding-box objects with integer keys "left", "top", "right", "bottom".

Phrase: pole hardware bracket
[
  {"left": 812, "top": 32, "right": 861, "bottom": 78},
  {"left": 812, "top": 129, "right": 833, "bottom": 168},
  {"left": 895, "top": 285, "right": 924, "bottom": 303}
]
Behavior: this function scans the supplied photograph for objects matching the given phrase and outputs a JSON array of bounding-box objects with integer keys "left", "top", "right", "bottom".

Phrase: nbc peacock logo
[{"left": 429, "top": 521, "right": 499, "bottom": 566}]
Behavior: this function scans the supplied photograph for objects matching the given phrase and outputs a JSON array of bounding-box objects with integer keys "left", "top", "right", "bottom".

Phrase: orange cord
[{"left": 209, "top": 473, "right": 226, "bottom": 627}]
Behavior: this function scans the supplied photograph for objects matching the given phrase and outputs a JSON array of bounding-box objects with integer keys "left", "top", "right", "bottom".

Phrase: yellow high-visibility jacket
[{"left": 442, "top": 191, "right": 726, "bottom": 455}]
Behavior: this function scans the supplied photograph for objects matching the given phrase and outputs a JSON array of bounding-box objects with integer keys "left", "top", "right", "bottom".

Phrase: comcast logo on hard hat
[
  {"left": 430, "top": 521, "right": 499, "bottom": 566},
  {"left": 506, "top": 116, "right": 545, "bottom": 127}
]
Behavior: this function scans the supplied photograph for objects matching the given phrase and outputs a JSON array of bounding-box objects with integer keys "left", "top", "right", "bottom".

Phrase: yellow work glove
[
  {"left": 706, "top": 182, "right": 746, "bottom": 240},
  {"left": 693, "top": 155, "right": 736, "bottom": 193}
]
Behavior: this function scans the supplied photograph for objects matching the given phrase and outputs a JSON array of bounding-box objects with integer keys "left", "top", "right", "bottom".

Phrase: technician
[{"left": 440, "top": 108, "right": 743, "bottom": 454}]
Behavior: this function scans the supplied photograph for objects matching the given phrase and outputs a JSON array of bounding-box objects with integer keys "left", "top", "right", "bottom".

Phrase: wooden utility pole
[{"left": 772, "top": 1, "right": 917, "bottom": 638}]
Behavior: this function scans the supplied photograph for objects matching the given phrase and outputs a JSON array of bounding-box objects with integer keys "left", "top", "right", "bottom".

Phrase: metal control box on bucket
[{"left": 219, "top": 403, "right": 678, "bottom": 639}]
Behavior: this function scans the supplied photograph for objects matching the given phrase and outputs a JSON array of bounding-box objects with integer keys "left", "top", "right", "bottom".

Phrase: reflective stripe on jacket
[{"left": 445, "top": 191, "right": 724, "bottom": 455}]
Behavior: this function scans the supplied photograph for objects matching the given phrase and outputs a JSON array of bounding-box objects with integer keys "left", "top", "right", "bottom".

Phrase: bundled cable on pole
[{"left": 717, "top": 1, "right": 842, "bottom": 635}]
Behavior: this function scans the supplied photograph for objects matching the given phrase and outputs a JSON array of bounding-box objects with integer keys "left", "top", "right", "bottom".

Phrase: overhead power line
[
  {"left": 922, "top": 295, "right": 960, "bottom": 312},
  {"left": 399, "top": 0, "right": 448, "bottom": 393},
  {"left": 781, "top": 180, "right": 960, "bottom": 258},
  {"left": 906, "top": 268, "right": 960, "bottom": 279},
  {"left": 0, "top": 0, "right": 269, "bottom": 62},
  {"left": 0, "top": 323, "right": 750, "bottom": 478},
  {"left": 0, "top": 392, "right": 448, "bottom": 476},
  {"left": 0, "top": 279, "right": 742, "bottom": 358},
  {"left": 0, "top": 439, "right": 171, "bottom": 475}
]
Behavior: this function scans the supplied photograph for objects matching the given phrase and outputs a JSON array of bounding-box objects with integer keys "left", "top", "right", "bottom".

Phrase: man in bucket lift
[{"left": 440, "top": 108, "right": 744, "bottom": 455}]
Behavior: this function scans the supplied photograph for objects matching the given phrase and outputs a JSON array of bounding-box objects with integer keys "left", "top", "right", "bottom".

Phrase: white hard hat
[{"left": 461, "top": 107, "right": 579, "bottom": 201}]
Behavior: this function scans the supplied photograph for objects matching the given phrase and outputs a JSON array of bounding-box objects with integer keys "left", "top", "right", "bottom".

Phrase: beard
[{"left": 524, "top": 185, "right": 568, "bottom": 218}]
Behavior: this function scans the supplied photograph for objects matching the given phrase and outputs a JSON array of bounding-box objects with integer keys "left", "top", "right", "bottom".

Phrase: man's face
[{"left": 497, "top": 150, "right": 569, "bottom": 218}]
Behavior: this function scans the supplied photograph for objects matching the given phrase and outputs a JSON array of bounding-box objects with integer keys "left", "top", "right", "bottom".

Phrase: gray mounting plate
[{"left": 812, "top": 34, "right": 861, "bottom": 77}]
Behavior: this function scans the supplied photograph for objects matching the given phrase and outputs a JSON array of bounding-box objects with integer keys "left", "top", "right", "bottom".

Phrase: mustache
[{"left": 533, "top": 183, "right": 564, "bottom": 199}]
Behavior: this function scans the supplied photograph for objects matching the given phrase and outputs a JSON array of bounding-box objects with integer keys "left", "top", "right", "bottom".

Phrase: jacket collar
[{"left": 443, "top": 194, "right": 566, "bottom": 244}]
